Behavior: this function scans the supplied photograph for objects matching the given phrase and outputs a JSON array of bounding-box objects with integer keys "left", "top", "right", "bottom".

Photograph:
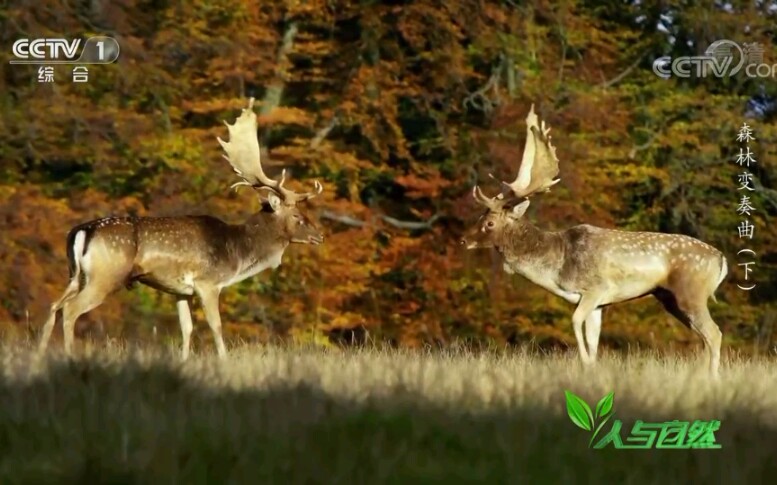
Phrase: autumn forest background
[{"left": 1, "top": 0, "right": 776, "bottom": 355}]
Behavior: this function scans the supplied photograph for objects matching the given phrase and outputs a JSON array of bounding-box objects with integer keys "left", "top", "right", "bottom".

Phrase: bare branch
[
  {"left": 63, "top": 0, "right": 119, "bottom": 37},
  {"left": 310, "top": 115, "right": 340, "bottom": 149},
  {"left": 320, "top": 210, "right": 366, "bottom": 228},
  {"left": 597, "top": 51, "right": 647, "bottom": 89},
  {"left": 463, "top": 54, "right": 505, "bottom": 114},
  {"left": 628, "top": 130, "right": 661, "bottom": 159},
  {"left": 260, "top": 22, "right": 299, "bottom": 117},
  {"left": 381, "top": 213, "right": 441, "bottom": 230},
  {"left": 320, "top": 210, "right": 441, "bottom": 231}
]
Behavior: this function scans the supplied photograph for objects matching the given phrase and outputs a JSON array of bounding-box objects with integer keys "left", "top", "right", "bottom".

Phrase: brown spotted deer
[
  {"left": 460, "top": 104, "right": 727, "bottom": 377},
  {"left": 38, "top": 98, "right": 324, "bottom": 359}
]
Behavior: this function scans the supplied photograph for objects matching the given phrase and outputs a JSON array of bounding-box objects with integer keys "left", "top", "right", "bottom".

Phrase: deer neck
[
  {"left": 497, "top": 221, "right": 566, "bottom": 276},
  {"left": 212, "top": 221, "right": 288, "bottom": 289},
  {"left": 241, "top": 220, "right": 289, "bottom": 257},
  {"left": 224, "top": 220, "right": 288, "bottom": 269}
]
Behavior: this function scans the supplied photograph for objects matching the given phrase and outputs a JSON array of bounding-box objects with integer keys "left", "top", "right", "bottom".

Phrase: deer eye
[{"left": 486, "top": 221, "right": 495, "bottom": 229}]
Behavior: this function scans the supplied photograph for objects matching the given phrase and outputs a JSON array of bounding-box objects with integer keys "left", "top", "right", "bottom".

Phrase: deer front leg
[
  {"left": 571, "top": 293, "right": 604, "bottom": 366},
  {"left": 176, "top": 297, "right": 194, "bottom": 361},
  {"left": 584, "top": 308, "right": 603, "bottom": 362},
  {"left": 195, "top": 284, "right": 227, "bottom": 359}
]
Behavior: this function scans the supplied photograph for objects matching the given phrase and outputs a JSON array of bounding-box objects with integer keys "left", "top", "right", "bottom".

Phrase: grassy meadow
[{"left": 0, "top": 343, "right": 776, "bottom": 484}]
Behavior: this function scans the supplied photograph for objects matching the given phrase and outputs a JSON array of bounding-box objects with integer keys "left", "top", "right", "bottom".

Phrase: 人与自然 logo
[{"left": 564, "top": 390, "right": 722, "bottom": 449}]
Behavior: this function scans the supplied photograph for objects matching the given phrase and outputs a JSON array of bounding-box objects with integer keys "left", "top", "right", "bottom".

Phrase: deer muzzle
[
  {"left": 460, "top": 223, "right": 494, "bottom": 250},
  {"left": 459, "top": 234, "right": 481, "bottom": 250}
]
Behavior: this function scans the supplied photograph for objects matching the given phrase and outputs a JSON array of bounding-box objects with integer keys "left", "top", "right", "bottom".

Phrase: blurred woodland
[{"left": 1, "top": 1, "right": 776, "bottom": 353}]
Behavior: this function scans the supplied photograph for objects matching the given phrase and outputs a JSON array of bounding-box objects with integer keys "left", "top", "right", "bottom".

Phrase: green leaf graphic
[
  {"left": 595, "top": 392, "right": 614, "bottom": 419},
  {"left": 564, "top": 390, "right": 594, "bottom": 431},
  {"left": 589, "top": 413, "right": 614, "bottom": 447}
]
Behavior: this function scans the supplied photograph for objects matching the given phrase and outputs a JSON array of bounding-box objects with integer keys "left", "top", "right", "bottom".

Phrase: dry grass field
[{"left": 1, "top": 343, "right": 776, "bottom": 484}]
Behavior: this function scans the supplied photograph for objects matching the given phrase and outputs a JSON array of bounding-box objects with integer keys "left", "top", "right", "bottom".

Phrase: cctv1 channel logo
[{"left": 10, "top": 36, "right": 120, "bottom": 64}]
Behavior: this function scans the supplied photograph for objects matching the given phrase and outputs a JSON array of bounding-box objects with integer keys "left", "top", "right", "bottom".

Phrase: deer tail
[
  {"left": 66, "top": 227, "right": 88, "bottom": 286},
  {"left": 711, "top": 254, "right": 728, "bottom": 303}
]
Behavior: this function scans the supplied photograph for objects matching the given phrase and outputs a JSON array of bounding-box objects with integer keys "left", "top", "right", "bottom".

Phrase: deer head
[
  {"left": 461, "top": 103, "right": 560, "bottom": 249},
  {"left": 218, "top": 98, "right": 324, "bottom": 245},
  {"left": 252, "top": 191, "right": 324, "bottom": 245}
]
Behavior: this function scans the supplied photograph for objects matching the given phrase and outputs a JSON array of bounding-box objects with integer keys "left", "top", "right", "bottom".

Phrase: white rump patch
[
  {"left": 715, "top": 257, "right": 728, "bottom": 288},
  {"left": 72, "top": 230, "right": 87, "bottom": 278}
]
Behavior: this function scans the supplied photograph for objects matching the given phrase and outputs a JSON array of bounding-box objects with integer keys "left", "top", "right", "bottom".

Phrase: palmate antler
[
  {"left": 473, "top": 103, "right": 560, "bottom": 209},
  {"left": 218, "top": 98, "right": 323, "bottom": 204}
]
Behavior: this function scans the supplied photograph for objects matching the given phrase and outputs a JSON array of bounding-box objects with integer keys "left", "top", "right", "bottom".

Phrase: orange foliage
[{"left": 0, "top": 0, "right": 775, "bottom": 353}]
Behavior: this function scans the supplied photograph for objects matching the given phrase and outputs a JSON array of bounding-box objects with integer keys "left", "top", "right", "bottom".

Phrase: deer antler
[
  {"left": 472, "top": 186, "right": 506, "bottom": 212},
  {"left": 218, "top": 98, "right": 323, "bottom": 204},
  {"left": 472, "top": 103, "right": 560, "bottom": 209},
  {"left": 500, "top": 103, "right": 560, "bottom": 199}
]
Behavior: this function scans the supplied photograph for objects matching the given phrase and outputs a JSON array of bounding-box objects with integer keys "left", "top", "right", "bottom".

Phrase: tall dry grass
[{"left": 1, "top": 343, "right": 776, "bottom": 483}]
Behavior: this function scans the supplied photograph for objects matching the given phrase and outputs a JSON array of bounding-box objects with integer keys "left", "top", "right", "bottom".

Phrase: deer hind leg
[
  {"left": 38, "top": 278, "right": 81, "bottom": 354},
  {"left": 60, "top": 280, "right": 115, "bottom": 355},
  {"left": 39, "top": 229, "right": 88, "bottom": 354},
  {"left": 694, "top": 306, "right": 722, "bottom": 378},
  {"left": 654, "top": 289, "right": 722, "bottom": 378},
  {"left": 584, "top": 308, "right": 603, "bottom": 362},
  {"left": 59, "top": 257, "right": 128, "bottom": 355},
  {"left": 176, "top": 297, "right": 194, "bottom": 361},
  {"left": 195, "top": 284, "right": 227, "bottom": 359}
]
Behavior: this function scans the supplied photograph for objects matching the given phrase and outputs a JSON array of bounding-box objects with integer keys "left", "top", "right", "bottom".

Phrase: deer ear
[
  {"left": 266, "top": 193, "right": 283, "bottom": 212},
  {"left": 509, "top": 199, "right": 531, "bottom": 219}
]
